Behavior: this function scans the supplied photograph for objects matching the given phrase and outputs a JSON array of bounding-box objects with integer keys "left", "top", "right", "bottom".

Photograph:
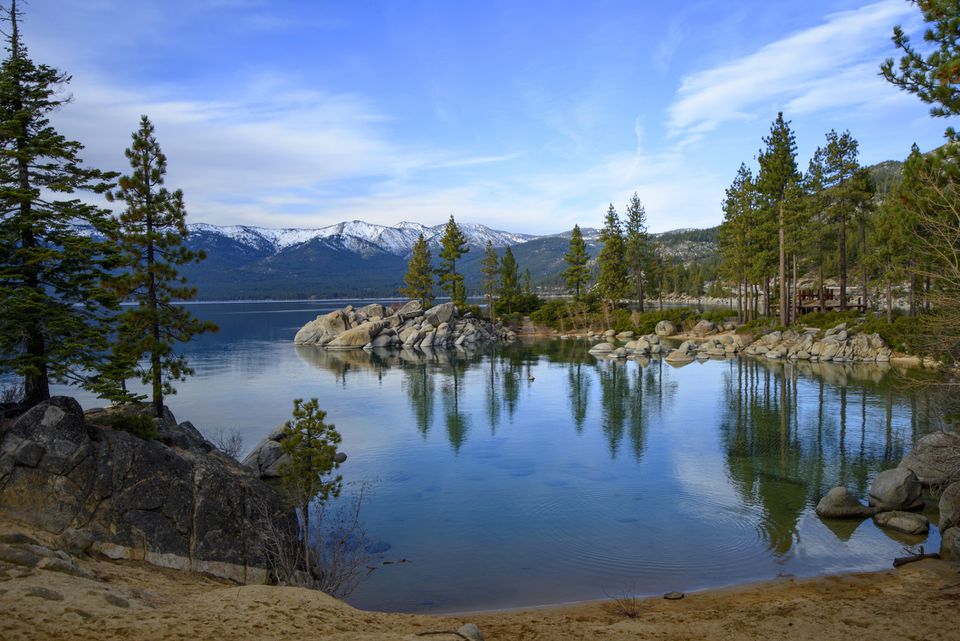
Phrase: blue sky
[{"left": 25, "top": 0, "right": 950, "bottom": 233}]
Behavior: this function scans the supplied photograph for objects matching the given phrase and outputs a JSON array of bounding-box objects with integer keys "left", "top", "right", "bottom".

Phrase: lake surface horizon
[{"left": 48, "top": 301, "right": 954, "bottom": 613}]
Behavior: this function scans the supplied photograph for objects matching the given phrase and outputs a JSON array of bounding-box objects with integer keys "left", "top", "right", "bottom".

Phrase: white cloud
[{"left": 667, "top": 0, "right": 915, "bottom": 137}]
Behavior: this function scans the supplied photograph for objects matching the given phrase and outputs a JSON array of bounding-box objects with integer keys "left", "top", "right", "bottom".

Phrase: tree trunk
[
  {"left": 860, "top": 221, "right": 868, "bottom": 313},
  {"left": 839, "top": 214, "right": 847, "bottom": 311},
  {"left": 792, "top": 254, "right": 798, "bottom": 325},
  {"left": 886, "top": 281, "right": 892, "bottom": 324},
  {"left": 779, "top": 203, "right": 787, "bottom": 325},
  {"left": 909, "top": 272, "right": 916, "bottom": 316}
]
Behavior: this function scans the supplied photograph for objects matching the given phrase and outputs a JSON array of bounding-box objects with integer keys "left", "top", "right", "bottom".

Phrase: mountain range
[{"left": 174, "top": 220, "right": 718, "bottom": 300}]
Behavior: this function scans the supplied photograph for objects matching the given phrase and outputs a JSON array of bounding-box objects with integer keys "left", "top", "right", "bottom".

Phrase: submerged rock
[
  {"left": 815, "top": 487, "right": 880, "bottom": 519},
  {"left": 873, "top": 511, "right": 929, "bottom": 536}
]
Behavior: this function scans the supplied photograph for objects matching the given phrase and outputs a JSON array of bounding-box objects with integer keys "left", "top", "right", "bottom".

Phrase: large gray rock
[
  {"left": 899, "top": 431, "right": 960, "bottom": 486},
  {"left": 942, "top": 526, "right": 960, "bottom": 560},
  {"left": 815, "top": 487, "right": 880, "bottom": 519},
  {"left": 869, "top": 468, "right": 923, "bottom": 510},
  {"left": 692, "top": 319, "right": 716, "bottom": 337},
  {"left": 873, "top": 510, "right": 929, "bottom": 536},
  {"left": 293, "top": 309, "right": 349, "bottom": 346},
  {"left": 588, "top": 342, "right": 615, "bottom": 353},
  {"left": 0, "top": 398, "right": 295, "bottom": 584},
  {"left": 424, "top": 302, "right": 456, "bottom": 326},
  {"left": 325, "top": 321, "right": 386, "bottom": 349},
  {"left": 939, "top": 481, "right": 960, "bottom": 533},
  {"left": 655, "top": 320, "right": 677, "bottom": 337},
  {"left": 665, "top": 340, "right": 697, "bottom": 363},
  {"left": 356, "top": 303, "right": 385, "bottom": 319},
  {"left": 396, "top": 300, "right": 423, "bottom": 319}
]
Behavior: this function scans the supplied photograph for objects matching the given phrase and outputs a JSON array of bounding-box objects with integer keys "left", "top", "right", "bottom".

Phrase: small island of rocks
[{"left": 294, "top": 301, "right": 516, "bottom": 350}]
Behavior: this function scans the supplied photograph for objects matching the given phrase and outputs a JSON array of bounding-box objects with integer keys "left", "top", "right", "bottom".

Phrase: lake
[{"left": 50, "top": 300, "right": 952, "bottom": 613}]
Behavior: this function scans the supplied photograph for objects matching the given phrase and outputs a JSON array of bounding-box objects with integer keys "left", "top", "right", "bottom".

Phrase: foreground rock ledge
[
  {"left": 294, "top": 301, "right": 516, "bottom": 350},
  {"left": 0, "top": 397, "right": 295, "bottom": 584}
]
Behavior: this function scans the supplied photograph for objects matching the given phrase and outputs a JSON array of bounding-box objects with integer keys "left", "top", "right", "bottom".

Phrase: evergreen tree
[
  {"left": 718, "top": 164, "right": 754, "bottom": 322},
  {"left": 624, "top": 193, "right": 651, "bottom": 312},
  {"left": 563, "top": 224, "right": 589, "bottom": 299},
  {"left": 438, "top": 215, "right": 469, "bottom": 307},
  {"left": 756, "top": 112, "right": 800, "bottom": 324},
  {"left": 498, "top": 245, "right": 521, "bottom": 314},
  {"left": 480, "top": 240, "right": 498, "bottom": 321},
  {"left": 881, "top": 2, "right": 960, "bottom": 124},
  {"left": 804, "top": 147, "right": 830, "bottom": 312},
  {"left": 400, "top": 233, "right": 434, "bottom": 308},
  {"left": 278, "top": 398, "right": 343, "bottom": 571},
  {"left": 597, "top": 204, "right": 627, "bottom": 310},
  {"left": 107, "top": 116, "right": 216, "bottom": 417},
  {"left": 822, "top": 129, "right": 868, "bottom": 311},
  {"left": 0, "top": 2, "right": 120, "bottom": 408},
  {"left": 523, "top": 267, "right": 532, "bottom": 294}
]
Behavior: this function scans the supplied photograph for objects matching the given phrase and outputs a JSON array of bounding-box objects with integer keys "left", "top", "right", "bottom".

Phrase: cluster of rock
[
  {"left": 664, "top": 334, "right": 753, "bottom": 363},
  {"left": 294, "top": 301, "right": 516, "bottom": 351},
  {"left": 0, "top": 397, "right": 296, "bottom": 584},
  {"left": 587, "top": 330, "right": 666, "bottom": 359},
  {"left": 815, "top": 430, "right": 960, "bottom": 559},
  {"left": 742, "top": 323, "right": 892, "bottom": 363}
]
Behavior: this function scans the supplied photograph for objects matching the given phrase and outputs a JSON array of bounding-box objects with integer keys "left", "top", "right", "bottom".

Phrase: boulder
[
  {"left": 942, "top": 527, "right": 960, "bottom": 560},
  {"left": 665, "top": 341, "right": 697, "bottom": 363},
  {"left": 616, "top": 331, "right": 634, "bottom": 340},
  {"left": 424, "top": 302, "right": 456, "bottom": 326},
  {"left": 357, "top": 303, "right": 385, "bottom": 319},
  {"left": 396, "top": 300, "right": 423, "bottom": 319},
  {"left": 899, "top": 431, "right": 960, "bottom": 486},
  {"left": 655, "top": 320, "right": 677, "bottom": 337},
  {"left": 0, "top": 398, "right": 295, "bottom": 584},
  {"left": 869, "top": 468, "right": 923, "bottom": 510},
  {"left": 692, "top": 320, "right": 716, "bottom": 337},
  {"left": 589, "top": 342, "right": 615, "bottom": 353},
  {"left": 939, "top": 481, "right": 960, "bottom": 533},
  {"left": 293, "top": 309, "right": 349, "bottom": 346},
  {"left": 325, "top": 321, "right": 386, "bottom": 349},
  {"left": 873, "top": 511, "right": 929, "bottom": 536},
  {"left": 815, "top": 487, "right": 881, "bottom": 519}
]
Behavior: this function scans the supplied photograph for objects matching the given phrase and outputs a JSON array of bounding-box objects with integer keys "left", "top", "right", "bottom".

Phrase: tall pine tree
[
  {"left": 498, "top": 246, "right": 520, "bottom": 315},
  {"left": 822, "top": 129, "right": 865, "bottom": 311},
  {"left": 0, "top": 2, "right": 120, "bottom": 408},
  {"left": 107, "top": 116, "right": 215, "bottom": 417},
  {"left": 401, "top": 233, "right": 434, "bottom": 308},
  {"left": 438, "top": 215, "right": 469, "bottom": 308},
  {"left": 564, "top": 224, "right": 589, "bottom": 299},
  {"left": 480, "top": 240, "right": 498, "bottom": 321},
  {"left": 624, "top": 193, "right": 650, "bottom": 312},
  {"left": 718, "top": 164, "right": 754, "bottom": 322},
  {"left": 756, "top": 112, "right": 800, "bottom": 325},
  {"left": 597, "top": 204, "right": 627, "bottom": 310}
]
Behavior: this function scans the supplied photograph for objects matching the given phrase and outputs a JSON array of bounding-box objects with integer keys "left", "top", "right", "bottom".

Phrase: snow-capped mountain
[{"left": 187, "top": 219, "right": 538, "bottom": 258}]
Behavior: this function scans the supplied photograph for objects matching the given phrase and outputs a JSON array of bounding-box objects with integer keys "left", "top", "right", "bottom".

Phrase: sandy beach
[{"left": 2, "top": 518, "right": 957, "bottom": 641}]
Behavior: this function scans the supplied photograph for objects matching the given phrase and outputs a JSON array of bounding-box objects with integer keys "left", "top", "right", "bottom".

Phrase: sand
[{"left": 2, "top": 524, "right": 957, "bottom": 641}]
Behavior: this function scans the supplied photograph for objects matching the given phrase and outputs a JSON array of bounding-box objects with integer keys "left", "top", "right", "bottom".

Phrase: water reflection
[{"left": 719, "top": 357, "right": 931, "bottom": 557}]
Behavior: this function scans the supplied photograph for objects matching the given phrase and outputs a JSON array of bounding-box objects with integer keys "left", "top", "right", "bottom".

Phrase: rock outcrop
[
  {"left": 295, "top": 302, "right": 516, "bottom": 350},
  {"left": 741, "top": 324, "right": 892, "bottom": 363},
  {"left": 0, "top": 397, "right": 295, "bottom": 584}
]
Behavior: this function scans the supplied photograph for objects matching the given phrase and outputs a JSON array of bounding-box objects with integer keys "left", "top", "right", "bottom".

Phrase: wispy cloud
[{"left": 667, "top": 0, "right": 914, "bottom": 139}]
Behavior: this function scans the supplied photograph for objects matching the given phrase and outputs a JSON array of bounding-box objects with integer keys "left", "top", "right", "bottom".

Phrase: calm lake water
[{"left": 51, "top": 300, "right": 953, "bottom": 613}]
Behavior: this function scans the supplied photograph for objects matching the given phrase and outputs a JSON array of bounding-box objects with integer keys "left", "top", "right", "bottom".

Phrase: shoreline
[{"left": 2, "top": 521, "right": 956, "bottom": 641}]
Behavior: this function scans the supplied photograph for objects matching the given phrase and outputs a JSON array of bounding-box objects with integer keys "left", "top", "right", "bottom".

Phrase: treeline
[
  {"left": 713, "top": 2, "right": 960, "bottom": 361},
  {"left": 0, "top": 4, "right": 212, "bottom": 413}
]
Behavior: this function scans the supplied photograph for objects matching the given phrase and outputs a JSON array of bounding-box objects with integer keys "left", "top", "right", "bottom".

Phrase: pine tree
[
  {"left": 0, "top": 2, "right": 120, "bottom": 408},
  {"left": 805, "top": 147, "right": 830, "bottom": 312},
  {"left": 563, "top": 224, "right": 589, "bottom": 299},
  {"left": 624, "top": 193, "right": 650, "bottom": 312},
  {"left": 480, "top": 240, "right": 498, "bottom": 321},
  {"left": 718, "top": 164, "right": 754, "bottom": 322},
  {"left": 597, "top": 204, "right": 627, "bottom": 310},
  {"left": 438, "top": 215, "right": 469, "bottom": 307},
  {"left": 107, "top": 116, "right": 216, "bottom": 417},
  {"left": 756, "top": 112, "right": 800, "bottom": 325},
  {"left": 401, "top": 233, "right": 434, "bottom": 308},
  {"left": 881, "top": 3, "right": 960, "bottom": 124},
  {"left": 822, "top": 129, "right": 867, "bottom": 311},
  {"left": 498, "top": 245, "right": 520, "bottom": 315}
]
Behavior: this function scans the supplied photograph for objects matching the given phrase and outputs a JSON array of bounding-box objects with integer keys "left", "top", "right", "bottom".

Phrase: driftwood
[{"left": 893, "top": 545, "right": 942, "bottom": 568}]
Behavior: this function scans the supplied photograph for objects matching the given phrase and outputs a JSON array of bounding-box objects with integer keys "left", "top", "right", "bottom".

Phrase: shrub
[
  {"left": 795, "top": 310, "right": 861, "bottom": 329},
  {"left": 101, "top": 412, "right": 158, "bottom": 440}
]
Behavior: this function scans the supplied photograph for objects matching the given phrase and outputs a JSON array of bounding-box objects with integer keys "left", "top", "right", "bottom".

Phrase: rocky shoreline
[{"left": 294, "top": 301, "right": 516, "bottom": 350}]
